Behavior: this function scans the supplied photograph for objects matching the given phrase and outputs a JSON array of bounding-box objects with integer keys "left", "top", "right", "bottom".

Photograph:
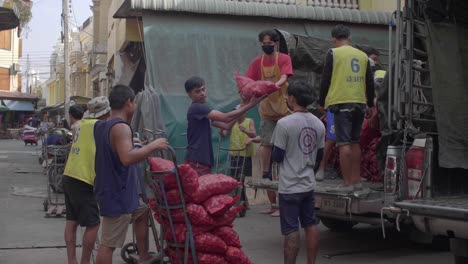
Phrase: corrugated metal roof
[{"left": 129, "top": 0, "right": 392, "bottom": 25}]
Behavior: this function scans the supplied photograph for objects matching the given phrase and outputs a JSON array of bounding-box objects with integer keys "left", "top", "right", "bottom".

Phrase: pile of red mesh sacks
[
  {"left": 235, "top": 72, "right": 279, "bottom": 100},
  {"left": 147, "top": 157, "right": 251, "bottom": 264}
]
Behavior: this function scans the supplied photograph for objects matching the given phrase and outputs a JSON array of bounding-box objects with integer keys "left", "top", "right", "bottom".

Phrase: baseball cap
[{"left": 83, "top": 96, "right": 111, "bottom": 119}]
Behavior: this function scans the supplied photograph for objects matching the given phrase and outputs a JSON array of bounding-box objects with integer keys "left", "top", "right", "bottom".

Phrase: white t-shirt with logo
[{"left": 271, "top": 112, "right": 325, "bottom": 194}]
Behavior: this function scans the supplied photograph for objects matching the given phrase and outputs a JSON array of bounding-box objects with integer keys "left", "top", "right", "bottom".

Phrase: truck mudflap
[{"left": 394, "top": 197, "right": 468, "bottom": 221}]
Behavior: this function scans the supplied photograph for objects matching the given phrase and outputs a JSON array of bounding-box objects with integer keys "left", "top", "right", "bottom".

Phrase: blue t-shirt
[
  {"left": 94, "top": 118, "right": 139, "bottom": 217},
  {"left": 185, "top": 102, "right": 213, "bottom": 166}
]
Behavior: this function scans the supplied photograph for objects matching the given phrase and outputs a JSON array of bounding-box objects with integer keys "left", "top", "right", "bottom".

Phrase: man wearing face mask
[{"left": 245, "top": 29, "right": 293, "bottom": 217}]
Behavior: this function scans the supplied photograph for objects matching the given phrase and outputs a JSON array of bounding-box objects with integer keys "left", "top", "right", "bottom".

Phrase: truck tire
[{"left": 320, "top": 217, "right": 355, "bottom": 231}]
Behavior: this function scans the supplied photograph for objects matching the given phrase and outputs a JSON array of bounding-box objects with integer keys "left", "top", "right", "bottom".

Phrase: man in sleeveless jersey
[
  {"left": 63, "top": 96, "right": 111, "bottom": 264},
  {"left": 245, "top": 29, "right": 293, "bottom": 216},
  {"left": 94, "top": 85, "right": 168, "bottom": 264},
  {"left": 319, "top": 25, "right": 375, "bottom": 193}
]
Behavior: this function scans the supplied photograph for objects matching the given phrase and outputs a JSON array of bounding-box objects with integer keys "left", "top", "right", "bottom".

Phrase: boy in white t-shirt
[{"left": 271, "top": 81, "right": 325, "bottom": 264}]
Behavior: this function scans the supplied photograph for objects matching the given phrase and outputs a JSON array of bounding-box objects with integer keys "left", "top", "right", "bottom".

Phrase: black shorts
[
  {"left": 279, "top": 191, "right": 317, "bottom": 235},
  {"left": 63, "top": 176, "right": 100, "bottom": 227},
  {"left": 230, "top": 156, "right": 252, "bottom": 179},
  {"left": 329, "top": 103, "right": 365, "bottom": 145}
]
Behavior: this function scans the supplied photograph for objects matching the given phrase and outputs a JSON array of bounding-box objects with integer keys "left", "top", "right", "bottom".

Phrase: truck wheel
[
  {"left": 454, "top": 256, "right": 468, "bottom": 264},
  {"left": 320, "top": 217, "right": 355, "bottom": 232}
]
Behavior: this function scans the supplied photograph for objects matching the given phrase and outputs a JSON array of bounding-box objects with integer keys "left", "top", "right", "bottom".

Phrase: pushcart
[
  {"left": 215, "top": 144, "right": 249, "bottom": 217},
  {"left": 121, "top": 129, "right": 198, "bottom": 264},
  {"left": 121, "top": 141, "right": 164, "bottom": 264},
  {"left": 43, "top": 145, "right": 70, "bottom": 217}
]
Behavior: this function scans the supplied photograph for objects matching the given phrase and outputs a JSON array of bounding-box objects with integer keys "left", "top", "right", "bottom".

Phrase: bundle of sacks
[
  {"left": 235, "top": 72, "right": 279, "bottom": 100},
  {"left": 147, "top": 157, "right": 251, "bottom": 264}
]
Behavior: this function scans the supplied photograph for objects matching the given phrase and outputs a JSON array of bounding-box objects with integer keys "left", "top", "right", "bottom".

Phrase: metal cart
[
  {"left": 215, "top": 144, "right": 249, "bottom": 217},
  {"left": 122, "top": 129, "right": 198, "bottom": 264},
  {"left": 43, "top": 145, "right": 70, "bottom": 217}
]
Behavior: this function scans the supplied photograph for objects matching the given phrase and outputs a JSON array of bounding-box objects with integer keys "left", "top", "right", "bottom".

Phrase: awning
[
  {"left": 0, "top": 100, "right": 9, "bottom": 112},
  {"left": 3, "top": 100, "right": 34, "bottom": 111},
  {"left": 41, "top": 102, "right": 65, "bottom": 112},
  {"left": 0, "top": 3, "right": 20, "bottom": 31}
]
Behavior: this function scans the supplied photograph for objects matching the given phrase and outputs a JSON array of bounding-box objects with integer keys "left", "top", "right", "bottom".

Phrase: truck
[{"left": 249, "top": 0, "right": 468, "bottom": 262}]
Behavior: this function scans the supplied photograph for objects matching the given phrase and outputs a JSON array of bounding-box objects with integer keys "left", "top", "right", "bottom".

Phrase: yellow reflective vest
[
  {"left": 325, "top": 45, "right": 369, "bottom": 108},
  {"left": 64, "top": 119, "right": 99, "bottom": 186}
]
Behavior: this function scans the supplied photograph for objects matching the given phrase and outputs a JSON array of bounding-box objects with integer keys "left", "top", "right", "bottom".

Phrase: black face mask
[{"left": 262, "top": 45, "right": 275, "bottom": 55}]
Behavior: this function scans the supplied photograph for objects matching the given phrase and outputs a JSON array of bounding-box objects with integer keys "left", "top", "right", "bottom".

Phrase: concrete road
[{"left": 0, "top": 139, "right": 453, "bottom": 264}]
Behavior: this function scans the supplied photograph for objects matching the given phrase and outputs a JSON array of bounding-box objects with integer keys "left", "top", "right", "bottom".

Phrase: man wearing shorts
[
  {"left": 245, "top": 29, "right": 293, "bottom": 216},
  {"left": 271, "top": 81, "right": 324, "bottom": 264},
  {"left": 63, "top": 96, "right": 110, "bottom": 264},
  {"left": 319, "top": 25, "right": 375, "bottom": 193},
  {"left": 94, "top": 85, "right": 169, "bottom": 264}
]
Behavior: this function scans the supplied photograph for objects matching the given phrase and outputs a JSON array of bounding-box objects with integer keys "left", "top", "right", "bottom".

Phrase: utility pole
[
  {"left": 63, "top": 0, "right": 70, "bottom": 121},
  {"left": 26, "top": 54, "right": 30, "bottom": 94}
]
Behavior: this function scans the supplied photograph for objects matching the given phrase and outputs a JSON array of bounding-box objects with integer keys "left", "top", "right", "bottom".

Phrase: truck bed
[
  {"left": 247, "top": 177, "right": 386, "bottom": 216},
  {"left": 395, "top": 196, "right": 468, "bottom": 221}
]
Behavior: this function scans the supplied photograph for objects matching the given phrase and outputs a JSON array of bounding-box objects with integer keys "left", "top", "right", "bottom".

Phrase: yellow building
[
  {"left": 70, "top": 16, "right": 93, "bottom": 98},
  {"left": 45, "top": 42, "right": 65, "bottom": 106}
]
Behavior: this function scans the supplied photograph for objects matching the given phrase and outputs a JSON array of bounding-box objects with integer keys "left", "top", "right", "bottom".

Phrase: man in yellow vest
[
  {"left": 63, "top": 96, "right": 111, "bottom": 264},
  {"left": 245, "top": 29, "right": 293, "bottom": 216},
  {"left": 319, "top": 25, "right": 375, "bottom": 193}
]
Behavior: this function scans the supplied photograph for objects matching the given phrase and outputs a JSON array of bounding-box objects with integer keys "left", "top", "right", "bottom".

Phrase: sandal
[{"left": 260, "top": 208, "right": 276, "bottom": 214}]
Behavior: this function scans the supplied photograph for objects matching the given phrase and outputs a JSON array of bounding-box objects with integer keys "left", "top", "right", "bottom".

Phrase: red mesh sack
[
  {"left": 225, "top": 247, "right": 251, "bottom": 264},
  {"left": 162, "top": 203, "right": 214, "bottom": 226},
  {"left": 213, "top": 227, "right": 241, "bottom": 248},
  {"left": 235, "top": 72, "right": 255, "bottom": 100},
  {"left": 148, "top": 157, "right": 177, "bottom": 189},
  {"left": 214, "top": 206, "right": 245, "bottom": 227},
  {"left": 195, "top": 233, "right": 228, "bottom": 254},
  {"left": 165, "top": 224, "right": 212, "bottom": 243},
  {"left": 178, "top": 164, "right": 200, "bottom": 193},
  {"left": 235, "top": 72, "right": 279, "bottom": 100},
  {"left": 167, "top": 249, "right": 227, "bottom": 264},
  {"left": 203, "top": 195, "right": 240, "bottom": 217},
  {"left": 191, "top": 174, "right": 241, "bottom": 203}
]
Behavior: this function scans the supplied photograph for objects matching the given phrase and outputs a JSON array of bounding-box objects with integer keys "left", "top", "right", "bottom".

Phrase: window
[
  {"left": 0, "top": 30, "right": 12, "bottom": 50},
  {"left": 0, "top": 67, "right": 11, "bottom": 91}
]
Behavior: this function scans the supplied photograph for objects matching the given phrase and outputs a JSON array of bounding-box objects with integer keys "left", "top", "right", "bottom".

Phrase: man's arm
[
  {"left": 365, "top": 60, "right": 375, "bottom": 108},
  {"left": 208, "top": 95, "right": 265, "bottom": 124},
  {"left": 275, "top": 74, "right": 288, "bottom": 87},
  {"left": 319, "top": 50, "right": 334, "bottom": 108},
  {"left": 110, "top": 123, "right": 168, "bottom": 166},
  {"left": 272, "top": 145, "right": 286, "bottom": 163},
  {"left": 239, "top": 119, "right": 257, "bottom": 138}
]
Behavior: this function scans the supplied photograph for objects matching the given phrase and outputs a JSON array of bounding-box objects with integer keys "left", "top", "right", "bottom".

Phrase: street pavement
[{"left": 0, "top": 139, "right": 453, "bottom": 264}]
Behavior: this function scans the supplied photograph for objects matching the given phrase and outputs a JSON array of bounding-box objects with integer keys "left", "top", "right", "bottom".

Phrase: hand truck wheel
[{"left": 121, "top": 242, "right": 138, "bottom": 263}]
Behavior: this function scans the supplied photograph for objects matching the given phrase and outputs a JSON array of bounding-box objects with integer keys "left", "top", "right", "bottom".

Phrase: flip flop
[{"left": 270, "top": 210, "right": 280, "bottom": 217}]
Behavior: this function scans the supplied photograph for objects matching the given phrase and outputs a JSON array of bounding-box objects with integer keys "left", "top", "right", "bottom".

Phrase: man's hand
[
  {"left": 149, "top": 138, "right": 169, "bottom": 151},
  {"left": 247, "top": 94, "right": 267, "bottom": 106},
  {"left": 245, "top": 138, "right": 253, "bottom": 146},
  {"left": 365, "top": 107, "right": 373, "bottom": 119}
]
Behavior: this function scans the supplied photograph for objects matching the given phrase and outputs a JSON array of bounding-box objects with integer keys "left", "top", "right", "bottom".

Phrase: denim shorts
[
  {"left": 329, "top": 103, "right": 365, "bottom": 145},
  {"left": 279, "top": 190, "right": 317, "bottom": 235}
]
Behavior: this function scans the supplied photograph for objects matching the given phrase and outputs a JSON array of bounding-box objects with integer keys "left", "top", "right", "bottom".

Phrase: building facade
[
  {"left": 0, "top": 28, "right": 21, "bottom": 93},
  {"left": 70, "top": 16, "right": 93, "bottom": 98}
]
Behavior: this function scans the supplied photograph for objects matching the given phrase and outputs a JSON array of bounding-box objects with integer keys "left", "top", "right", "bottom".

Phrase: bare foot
[
  {"left": 270, "top": 210, "right": 280, "bottom": 217},
  {"left": 260, "top": 208, "right": 276, "bottom": 214}
]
